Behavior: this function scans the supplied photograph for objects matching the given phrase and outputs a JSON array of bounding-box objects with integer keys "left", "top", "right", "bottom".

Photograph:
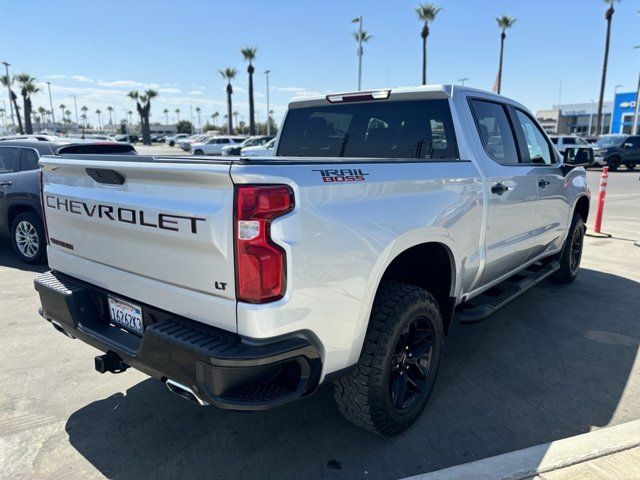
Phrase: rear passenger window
[
  {"left": 277, "top": 99, "right": 458, "bottom": 159},
  {"left": 514, "top": 110, "right": 554, "bottom": 165},
  {"left": 20, "top": 149, "right": 40, "bottom": 171},
  {"left": 470, "top": 100, "right": 519, "bottom": 165},
  {"left": 0, "top": 148, "right": 19, "bottom": 173},
  {"left": 564, "top": 137, "right": 576, "bottom": 145}
]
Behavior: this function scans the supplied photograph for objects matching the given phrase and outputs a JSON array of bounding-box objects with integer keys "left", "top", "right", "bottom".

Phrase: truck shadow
[
  {"left": 0, "top": 240, "right": 48, "bottom": 273},
  {"left": 64, "top": 268, "right": 640, "bottom": 480}
]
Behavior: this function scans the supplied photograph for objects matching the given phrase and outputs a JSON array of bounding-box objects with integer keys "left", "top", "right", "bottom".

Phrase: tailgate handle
[{"left": 86, "top": 168, "right": 125, "bottom": 185}]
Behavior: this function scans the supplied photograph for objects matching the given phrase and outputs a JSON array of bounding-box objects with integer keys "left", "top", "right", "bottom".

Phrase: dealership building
[{"left": 536, "top": 91, "right": 639, "bottom": 136}]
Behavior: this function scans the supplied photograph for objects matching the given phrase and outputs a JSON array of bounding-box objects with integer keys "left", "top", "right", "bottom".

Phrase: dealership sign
[{"left": 619, "top": 100, "right": 637, "bottom": 109}]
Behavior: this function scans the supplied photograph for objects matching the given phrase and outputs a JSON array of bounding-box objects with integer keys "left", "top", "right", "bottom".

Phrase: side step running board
[{"left": 456, "top": 260, "right": 560, "bottom": 324}]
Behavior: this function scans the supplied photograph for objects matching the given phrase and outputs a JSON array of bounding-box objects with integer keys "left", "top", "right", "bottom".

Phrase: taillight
[{"left": 234, "top": 185, "right": 294, "bottom": 303}]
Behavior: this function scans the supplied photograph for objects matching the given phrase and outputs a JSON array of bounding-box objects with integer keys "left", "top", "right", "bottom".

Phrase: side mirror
[
  {"left": 624, "top": 142, "right": 633, "bottom": 149},
  {"left": 563, "top": 147, "right": 593, "bottom": 168}
]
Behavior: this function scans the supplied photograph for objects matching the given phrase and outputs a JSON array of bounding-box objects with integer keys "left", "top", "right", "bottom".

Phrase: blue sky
[{"left": 2, "top": 0, "right": 639, "bottom": 127}]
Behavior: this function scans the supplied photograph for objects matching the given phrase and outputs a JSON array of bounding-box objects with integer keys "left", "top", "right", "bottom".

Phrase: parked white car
[
  {"left": 240, "top": 138, "right": 276, "bottom": 157},
  {"left": 549, "top": 135, "right": 591, "bottom": 153},
  {"left": 179, "top": 134, "right": 210, "bottom": 151},
  {"left": 191, "top": 136, "right": 244, "bottom": 155},
  {"left": 165, "top": 133, "right": 189, "bottom": 147}
]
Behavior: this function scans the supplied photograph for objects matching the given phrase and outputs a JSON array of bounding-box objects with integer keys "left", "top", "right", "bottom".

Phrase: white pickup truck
[{"left": 35, "top": 85, "right": 592, "bottom": 436}]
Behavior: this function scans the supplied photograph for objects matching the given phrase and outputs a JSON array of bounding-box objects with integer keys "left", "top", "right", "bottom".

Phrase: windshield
[
  {"left": 597, "top": 135, "right": 626, "bottom": 148},
  {"left": 277, "top": 99, "right": 458, "bottom": 159}
]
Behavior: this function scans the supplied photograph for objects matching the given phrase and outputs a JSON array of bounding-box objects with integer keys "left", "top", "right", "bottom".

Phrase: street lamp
[
  {"left": 2, "top": 61, "right": 15, "bottom": 128},
  {"left": 264, "top": 69, "right": 271, "bottom": 136},
  {"left": 588, "top": 99, "right": 595, "bottom": 136},
  {"left": 609, "top": 84, "right": 623, "bottom": 134},
  {"left": 352, "top": 16, "right": 365, "bottom": 91},
  {"left": 633, "top": 46, "right": 640, "bottom": 136},
  {"left": 46, "top": 81, "right": 55, "bottom": 125},
  {"left": 458, "top": 77, "right": 468, "bottom": 86},
  {"left": 71, "top": 95, "right": 79, "bottom": 126}
]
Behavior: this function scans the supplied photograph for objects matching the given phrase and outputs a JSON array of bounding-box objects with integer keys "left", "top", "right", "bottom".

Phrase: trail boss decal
[
  {"left": 45, "top": 195, "right": 206, "bottom": 234},
  {"left": 312, "top": 168, "right": 369, "bottom": 183}
]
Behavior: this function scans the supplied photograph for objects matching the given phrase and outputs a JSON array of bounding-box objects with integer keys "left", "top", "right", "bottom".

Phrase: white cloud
[
  {"left": 70, "top": 75, "right": 94, "bottom": 83},
  {"left": 45, "top": 74, "right": 66, "bottom": 80},
  {"left": 98, "top": 80, "right": 145, "bottom": 88},
  {"left": 276, "top": 86, "right": 321, "bottom": 97},
  {"left": 159, "top": 87, "right": 181, "bottom": 94},
  {"left": 188, "top": 90, "right": 204, "bottom": 95}
]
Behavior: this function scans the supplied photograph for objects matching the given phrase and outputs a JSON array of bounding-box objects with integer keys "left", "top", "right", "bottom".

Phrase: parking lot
[{"left": 0, "top": 169, "right": 638, "bottom": 480}]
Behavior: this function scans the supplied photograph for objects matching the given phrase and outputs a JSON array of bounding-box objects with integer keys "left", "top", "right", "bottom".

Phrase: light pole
[
  {"left": 352, "top": 16, "right": 363, "bottom": 91},
  {"left": 588, "top": 99, "right": 595, "bottom": 135},
  {"left": 46, "top": 81, "right": 55, "bottom": 124},
  {"left": 71, "top": 95, "right": 79, "bottom": 126},
  {"left": 610, "top": 84, "right": 622, "bottom": 134},
  {"left": 633, "top": 46, "right": 640, "bottom": 136},
  {"left": 2, "top": 62, "right": 15, "bottom": 128},
  {"left": 458, "top": 77, "right": 468, "bottom": 86},
  {"left": 264, "top": 69, "right": 271, "bottom": 136}
]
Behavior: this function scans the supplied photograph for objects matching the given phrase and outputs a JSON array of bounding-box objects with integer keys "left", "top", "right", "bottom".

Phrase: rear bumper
[{"left": 34, "top": 271, "right": 322, "bottom": 410}]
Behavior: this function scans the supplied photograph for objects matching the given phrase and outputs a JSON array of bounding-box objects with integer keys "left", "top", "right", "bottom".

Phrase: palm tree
[
  {"left": 0, "top": 107, "right": 5, "bottom": 125},
  {"left": 495, "top": 15, "right": 516, "bottom": 95},
  {"left": 195, "top": 106, "right": 202, "bottom": 132},
  {"left": 163, "top": 108, "right": 169, "bottom": 124},
  {"left": 212, "top": 111, "right": 219, "bottom": 127},
  {"left": 415, "top": 3, "right": 442, "bottom": 85},
  {"left": 353, "top": 30, "right": 373, "bottom": 90},
  {"left": 241, "top": 47, "right": 257, "bottom": 135},
  {"left": 596, "top": 0, "right": 620, "bottom": 135},
  {"left": 95, "top": 109, "right": 102, "bottom": 129},
  {"left": 59, "top": 104, "right": 66, "bottom": 126},
  {"left": 14, "top": 73, "right": 40, "bottom": 134},
  {"left": 80, "top": 105, "right": 88, "bottom": 127},
  {"left": 37, "top": 106, "right": 46, "bottom": 126},
  {"left": 233, "top": 111, "right": 239, "bottom": 133},
  {"left": 106, "top": 106, "right": 114, "bottom": 126},
  {"left": 128, "top": 89, "right": 158, "bottom": 144},
  {"left": 219, "top": 68, "right": 237, "bottom": 134},
  {"left": 1, "top": 75, "right": 24, "bottom": 133},
  {"left": 175, "top": 108, "right": 181, "bottom": 122}
]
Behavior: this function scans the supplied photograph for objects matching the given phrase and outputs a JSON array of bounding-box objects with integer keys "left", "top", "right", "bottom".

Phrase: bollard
[{"left": 593, "top": 167, "right": 608, "bottom": 234}]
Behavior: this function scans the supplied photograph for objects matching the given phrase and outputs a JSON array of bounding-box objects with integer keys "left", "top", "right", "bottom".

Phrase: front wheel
[
  {"left": 10, "top": 211, "right": 46, "bottom": 264},
  {"left": 626, "top": 163, "right": 636, "bottom": 171},
  {"left": 607, "top": 157, "right": 620, "bottom": 172},
  {"left": 333, "top": 282, "right": 443, "bottom": 436},
  {"left": 550, "top": 212, "right": 585, "bottom": 284},
  {"left": 194, "top": 150, "right": 204, "bottom": 156}
]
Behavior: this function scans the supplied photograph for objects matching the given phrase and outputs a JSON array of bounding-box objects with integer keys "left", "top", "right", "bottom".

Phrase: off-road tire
[
  {"left": 607, "top": 156, "right": 620, "bottom": 172},
  {"left": 333, "top": 281, "right": 444, "bottom": 436},
  {"left": 550, "top": 212, "right": 585, "bottom": 284}
]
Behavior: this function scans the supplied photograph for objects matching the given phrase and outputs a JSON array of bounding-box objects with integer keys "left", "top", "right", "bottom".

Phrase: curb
[{"left": 402, "top": 420, "right": 640, "bottom": 480}]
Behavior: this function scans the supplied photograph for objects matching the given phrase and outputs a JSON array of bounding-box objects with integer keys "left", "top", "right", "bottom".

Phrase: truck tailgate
[{"left": 40, "top": 156, "right": 237, "bottom": 332}]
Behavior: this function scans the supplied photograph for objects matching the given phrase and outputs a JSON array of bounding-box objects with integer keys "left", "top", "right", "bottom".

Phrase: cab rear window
[{"left": 277, "top": 99, "right": 458, "bottom": 159}]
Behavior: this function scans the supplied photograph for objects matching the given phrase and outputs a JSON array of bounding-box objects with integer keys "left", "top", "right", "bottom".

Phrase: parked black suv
[
  {"left": 593, "top": 135, "right": 640, "bottom": 171},
  {"left": 0, "top": 141, "right": 137, "bottom": 264}
]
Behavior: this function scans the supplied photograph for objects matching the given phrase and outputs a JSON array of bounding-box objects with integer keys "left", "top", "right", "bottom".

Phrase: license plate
[{"left": 108, "top": 296, "right": 144, "bottom": 335}]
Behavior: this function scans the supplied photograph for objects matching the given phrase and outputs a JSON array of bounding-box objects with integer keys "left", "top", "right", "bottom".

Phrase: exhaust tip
[{"left": 165, "top": 379, "right": 208, "bottom": 406}]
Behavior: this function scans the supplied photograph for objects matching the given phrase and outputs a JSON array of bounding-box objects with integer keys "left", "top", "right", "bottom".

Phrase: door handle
[
  {"left": 0, "top": 181, "right": 12, "bottom": 187},
  {"left": 491, "top": 182, "right": 509, "bottom": 195},
  {"left": 538, "top": 179, "right": 550, "bottom": 188}
]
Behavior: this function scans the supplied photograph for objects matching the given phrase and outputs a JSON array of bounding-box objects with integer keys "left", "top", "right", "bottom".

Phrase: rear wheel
[
  {"left": 10, "top": 211, "right": 46, "bottom": 264},
  {"left": 333, "top": 282, "right": 443, "bottom": 436},
  {"left": 550, "top": 212, "right": 585, "bottom": 284},
  {"left": 169, "top": 140, "right": 175, "bottom": 147},
  {"left": 194, "top": 149, "right": 204, "bottom": 155},
  {"left": 626, "top": 163, "right": 636, "bottom": 171}
]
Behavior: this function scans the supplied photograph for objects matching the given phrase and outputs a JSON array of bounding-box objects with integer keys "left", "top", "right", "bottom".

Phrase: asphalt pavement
[{"left": 0, "top": 169, "right": 638, "bottom": 480}]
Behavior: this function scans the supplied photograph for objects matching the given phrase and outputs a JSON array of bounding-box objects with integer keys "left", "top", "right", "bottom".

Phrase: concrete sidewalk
[{"left": 405, "top": 420, "right": 640, "bottom": 480}]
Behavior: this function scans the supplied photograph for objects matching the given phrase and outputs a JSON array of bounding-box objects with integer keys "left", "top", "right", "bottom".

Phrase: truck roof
[{"left": 288, "top": 84, "right": 513, "bottom": 108}]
